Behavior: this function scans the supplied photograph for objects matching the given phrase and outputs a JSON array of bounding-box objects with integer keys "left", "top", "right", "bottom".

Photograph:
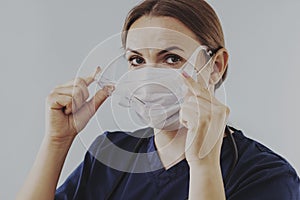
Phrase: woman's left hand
[{"left": 179, "top": 71, "right": 230, "bottom": 165}]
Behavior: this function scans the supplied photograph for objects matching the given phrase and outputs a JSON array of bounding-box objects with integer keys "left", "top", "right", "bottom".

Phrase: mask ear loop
[
  {"left": 180, "top": 45, "right": 214, "bottom": 89},
  {"left": 181, "top": 46, "right": 222, "bottom": 159}
]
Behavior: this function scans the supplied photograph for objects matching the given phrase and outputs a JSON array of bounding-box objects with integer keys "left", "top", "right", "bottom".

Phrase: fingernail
[
  {"left": 64, "top": 107, "right": 71, "bottom": 115},
  {"left": 93, "top": 66, "right": 102, "bottom": 80},
  {"left": 182, "top": 71, "right": 190, "bottom": 78},
  {"left": 104, "top": 85, "right": 115, "bottom": 96},
  {"left": 95, "top": 66, "right": 101, "bottom": 74}
]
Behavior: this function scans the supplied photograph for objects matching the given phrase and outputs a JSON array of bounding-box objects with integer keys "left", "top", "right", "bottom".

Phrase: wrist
[
  {"left": 189, "top": 161, "right": 223, "bottom": 182},
  {"left": 187, "top": 156, "right": 220, "bottom": 169},
  {"left": 43, "top": 134, "right": 75, "bottom": 151},
  {"left": 188, "top": 160, "right": 225, "bottom": 200}
]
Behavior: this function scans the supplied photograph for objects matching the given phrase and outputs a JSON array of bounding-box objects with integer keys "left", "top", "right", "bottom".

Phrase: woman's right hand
[
  {"left": 45, "top": 67, "right": 114, "bottom": 144},
  {"left": 16, "top": 67, "right": 114, "bottom": 200}
]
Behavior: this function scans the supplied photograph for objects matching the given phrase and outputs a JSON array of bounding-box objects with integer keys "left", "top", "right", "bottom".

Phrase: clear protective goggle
[{"left": 96, "top": 45, "right": 214, "bottom": 89}]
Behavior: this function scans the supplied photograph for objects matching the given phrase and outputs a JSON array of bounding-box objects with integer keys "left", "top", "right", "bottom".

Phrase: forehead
[{"left": 126, "top": 16, "right": 201, "bottom": 52}]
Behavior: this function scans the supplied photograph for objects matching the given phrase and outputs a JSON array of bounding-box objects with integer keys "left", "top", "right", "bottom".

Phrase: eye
[
  {"left": 128, "top": 56, "right": 145, "bottom": 67},
  {"left": 164, "top": 54, "right": 183, "bottom": 66}
]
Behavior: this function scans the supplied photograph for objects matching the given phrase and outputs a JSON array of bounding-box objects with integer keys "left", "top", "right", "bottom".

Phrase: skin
[
  {"left": 16, "top": 16, "right": 229, "bottom": 200},
  {"left": 127, "top": 16, "right": 230, "bottom": 200},
  {"left": 16, "top": 67, "right": 114, "bottom": 200}
]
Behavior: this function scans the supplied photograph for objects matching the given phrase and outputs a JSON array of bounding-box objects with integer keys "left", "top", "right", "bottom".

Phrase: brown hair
[{"left": 122, "top": 0, "right": 227, "bottom": 89}]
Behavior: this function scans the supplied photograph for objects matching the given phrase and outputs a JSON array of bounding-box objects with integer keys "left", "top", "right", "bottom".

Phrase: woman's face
[{"left": 125, "top": 16, "right": 206, "bottom": 70}]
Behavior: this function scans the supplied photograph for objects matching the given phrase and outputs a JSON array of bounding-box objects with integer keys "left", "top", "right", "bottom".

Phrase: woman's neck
[
  {"left": 154, "top": 128, "right": 188, "bottom": 170},
  {"left": 153, "top": 127, "right": 232, "bottom": 170}
]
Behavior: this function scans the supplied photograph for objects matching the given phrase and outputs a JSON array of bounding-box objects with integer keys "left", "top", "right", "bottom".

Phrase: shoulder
[
  {"left": 85, "top": 127, "right": 154, "bottom": 173},
  {"left": 87, "top": 128, "right": 153, "bottom": 169},
  {"left": 227, "top": 128, "right": 300, "bottom": 199},
  {"left": 234, "top": 130, "right": 297, "bottom": 176},
  {"left": 88, "top": 127, "right": 153, "bottom": 154}
]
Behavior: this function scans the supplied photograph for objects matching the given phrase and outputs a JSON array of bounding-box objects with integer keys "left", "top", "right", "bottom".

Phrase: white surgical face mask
[
  {"left": 110, "top": 46, "right": 213, "bottom": 131},
  {"left": 113, "top": 66, "right": 185, "bottom": 130}
]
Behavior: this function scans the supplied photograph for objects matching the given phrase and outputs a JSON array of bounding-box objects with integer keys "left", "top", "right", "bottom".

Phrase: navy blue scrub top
[{"left": 55, "top": 127, "right": 300, "bottom": 200}]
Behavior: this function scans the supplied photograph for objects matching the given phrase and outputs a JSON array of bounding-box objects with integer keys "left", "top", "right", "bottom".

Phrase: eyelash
[
  {"left": 128, "top": 56, "right": 145, "bottom": 67},
  {"left": 128, "top": 54, "right": 183, "bottom": 67},
  {"left": 164, "top": 54, "right": 183, "bottom": 65}
]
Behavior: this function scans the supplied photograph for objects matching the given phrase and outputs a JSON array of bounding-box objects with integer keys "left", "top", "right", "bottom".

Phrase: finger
[
  {"left": 55, "top": 84, "right": 90, "bottom": 100},
  {"left": 197, "top": 56, "right": 213, "bottom": 84},
  {"left": 57, "top": 66, "right": 101, "bottom": 88},
  {"left": 58, "top": 95, "right": 73, "bottom": 115},
  {"left": 73, "top": 84, "right": 89, "bottom": 102},
  {"left": 74, "top": 85, "right": 115, "bottom": 122},
  {"left": 182, "top": 101, "right": 212, "bottom": 120},
  {"left": 182, "top": 72, "right": 212, "bottom": 100},
  {"left": 83, "top": 66, "right": 101, "bottom": 86},
  {"left": 196, "top": 71, "right": 209, "bottom": 90},
  {"left": 183, "top": 91, "right": 213, "bottom": 109},
  {"left": 182, "top": 71, "right": 200, "bottom": 95},
  {"left": 180, "top": 104, "right": 198, "bottom": 127},
  {"left": 51, "top": 86, "right": 88, "bottom": 114},
  {"left": 63, "top": 85, "right": 115, "bottom": 134},
  {"left": 69, "top": 86, "right": 89, "bottom": 114},
  {"left": 88, "top": 85, "right": 115, "bottom": 113},
  {"left": 47, "top": 93, "right": 72, "bottom": 112}
]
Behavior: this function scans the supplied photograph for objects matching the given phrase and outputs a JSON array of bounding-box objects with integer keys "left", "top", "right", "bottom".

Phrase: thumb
[
  {"left": 88, "top": 85, "right": 115, "bottom": 114},
  {"left": 71, "top": 85, "right": 115, "bottom": 133}
]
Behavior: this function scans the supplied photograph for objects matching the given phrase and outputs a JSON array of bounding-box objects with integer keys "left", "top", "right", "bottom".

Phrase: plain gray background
[{"left": 1, "top": 0, "right": 300, "bottom": 199}]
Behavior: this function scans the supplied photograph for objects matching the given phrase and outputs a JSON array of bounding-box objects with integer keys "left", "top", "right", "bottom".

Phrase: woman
[{"left": 17, "top": 0, "right": 300, "bottom": 199}]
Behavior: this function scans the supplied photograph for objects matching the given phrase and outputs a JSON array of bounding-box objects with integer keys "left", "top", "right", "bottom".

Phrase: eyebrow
[{"left": 125, "top": 46, "right": 184, "bottom": 56}]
